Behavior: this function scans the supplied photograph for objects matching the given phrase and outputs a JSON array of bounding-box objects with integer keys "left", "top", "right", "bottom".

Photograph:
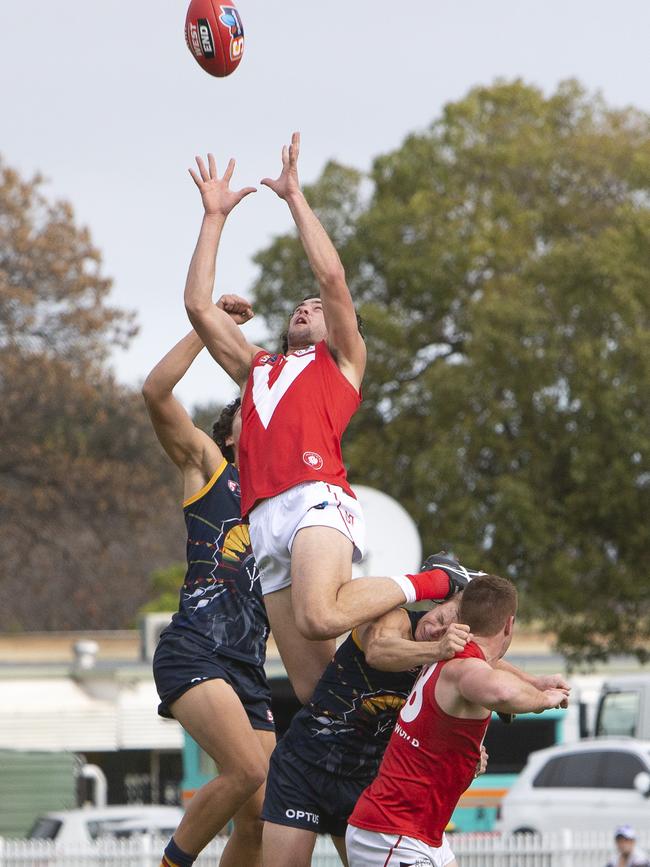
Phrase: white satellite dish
[{"left": 352, "top": 485, "right": 422, "bottom": 577}]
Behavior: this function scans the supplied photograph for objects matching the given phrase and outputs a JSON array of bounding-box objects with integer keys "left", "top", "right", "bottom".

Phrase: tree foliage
[
  {"left": 0, "top": 159, "right": 183, "bottom": 630},
  {"left": 251, "top": 80, "right": 650, "bottom": 662},
  {"left": 139, "top": 563, "right": 185, "bottom": 616},
  {"left": 0, "top": 163, "right": 136, "bottom": 372}
]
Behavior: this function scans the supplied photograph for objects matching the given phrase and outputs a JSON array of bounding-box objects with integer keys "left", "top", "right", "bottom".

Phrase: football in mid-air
[{"left": 185, "top": 0, "right": 244, "bottom": 77}]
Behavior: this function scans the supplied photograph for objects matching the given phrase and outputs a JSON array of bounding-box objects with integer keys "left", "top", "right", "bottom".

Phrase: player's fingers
[
  {"left": 188, "top": 167, "right": 202, "bottom": 187},
  {"left": 195, "top": 156, "right": 209, "bottom": 182},
  {"left": 208, "top": 153, "right": 218, "bottom": 179},
  {"left": 448, "top": 624, "right": 470, "bottom": 642},
  {"left": 237, "top": 186, "right": 257, "bottom": 201},
  {"left": 260, "top": 178, "right": 273, "bottom": 188},
  {"left": 223, "top": 158, "right": 236, "bottom": 182},
  {"left": 291, "top": 131, "right": 301, "bottom": 160},
  {"left": 281, "top": 144, "right": 289, "bottom": 166}
]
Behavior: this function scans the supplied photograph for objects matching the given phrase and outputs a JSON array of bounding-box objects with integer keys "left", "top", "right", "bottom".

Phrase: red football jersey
[
  {"left": 349, "top": 642, "right": 491, "bottom": 848},
  {"left": 239, "top": 341, "right": 361, "bottom": 517}
]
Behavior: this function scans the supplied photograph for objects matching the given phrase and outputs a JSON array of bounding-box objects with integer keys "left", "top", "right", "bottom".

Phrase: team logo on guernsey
[{"left": 303, "top": 451, "right": 323, "bottom": 470}]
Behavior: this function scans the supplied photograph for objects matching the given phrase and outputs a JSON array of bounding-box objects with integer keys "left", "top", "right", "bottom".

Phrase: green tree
[
  {"left": 251, "top": 80, "right": 650, "bottom": 663},
  {"left": 139, "top": 564, "right": 185, "bottom": 615}
]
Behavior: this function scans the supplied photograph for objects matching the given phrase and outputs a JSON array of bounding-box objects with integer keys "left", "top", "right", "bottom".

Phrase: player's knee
[
  {"left": 295, "top": 608, "right": 339, "bottom": 642},
  {"left": 240, "top": 759, "right": 267, "bottom": 795},
  {"left": 221, "top": 755, "right": 267, "bottom": 796}
]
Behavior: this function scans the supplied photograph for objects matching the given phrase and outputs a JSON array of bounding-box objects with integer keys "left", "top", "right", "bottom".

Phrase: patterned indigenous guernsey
[
  {"left": 349, "top": 641, "right": 491, "bottom": 848},
  {"left": 164, "top": 459, "right": 268, "bottom": 665},
  {"left": 239, "top": 341, "right": 361, "bottom": 516},
  {"left": 283, "top": 611, "right": 426, "bottom": 781}
]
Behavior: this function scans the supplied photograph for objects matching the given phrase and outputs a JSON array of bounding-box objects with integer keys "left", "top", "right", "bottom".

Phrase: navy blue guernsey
[
  {"left": 166, "top": 460, "right": 269, "bottom": 666},
  {"left": 282, "top": 610, "right": 426, "bottom": 780}
]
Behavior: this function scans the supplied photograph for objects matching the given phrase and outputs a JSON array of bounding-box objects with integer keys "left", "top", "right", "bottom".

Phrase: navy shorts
[
  {"left": 262, "top": 738, "right": 368, "bottom": 837},
  {"left": 152, "top": 629, "right": 275, "bottom": 732}
]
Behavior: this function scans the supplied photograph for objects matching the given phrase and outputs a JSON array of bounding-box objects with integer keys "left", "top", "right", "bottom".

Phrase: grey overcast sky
[{"left": 2, "top": 1, "right": 649, "bottom": 408}]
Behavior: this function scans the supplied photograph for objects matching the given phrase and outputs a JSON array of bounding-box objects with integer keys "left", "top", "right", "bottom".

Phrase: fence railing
[
  {"left": 0, "top": 836, "right": 341, "bottom": 867},
  {"left": 0, "top": 830, "right": 647, "bottom": 866}
]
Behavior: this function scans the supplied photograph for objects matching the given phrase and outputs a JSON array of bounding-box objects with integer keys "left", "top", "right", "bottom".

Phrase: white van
[{"left": 496, "top": 738, "right": 650, "bottom": 835}]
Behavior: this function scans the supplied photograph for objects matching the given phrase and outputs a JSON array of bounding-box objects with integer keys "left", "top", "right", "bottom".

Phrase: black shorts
[
  {"left": 152, "top": 629, "right": 274, "bottom": 732},
  {"left": 261, "top": 739, "right": 368, "bottom": 837}
]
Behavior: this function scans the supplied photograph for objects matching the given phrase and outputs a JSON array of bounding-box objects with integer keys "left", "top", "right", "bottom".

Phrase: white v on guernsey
[{"left": 239, "top": 341, "right": 361, "bottom": 518}]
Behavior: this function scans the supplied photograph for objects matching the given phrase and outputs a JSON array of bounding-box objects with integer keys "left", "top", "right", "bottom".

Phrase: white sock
[{"left": 390, "top": 575, "right": 416, "bottom": 605}]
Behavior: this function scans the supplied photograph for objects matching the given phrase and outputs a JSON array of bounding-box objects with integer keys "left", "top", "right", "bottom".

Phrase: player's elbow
[
  {"left": 319, "top": 263, "right": 347, "bottom": 292},
  {"left": 362, "top": 643, "right": 381, "bottom": 669},
  {"left": 141, "top": 374, "right": 163, "bottom": 406},
  {"left": 184, "top": 294, "right": 212, "bottom": 326},
  {"left": 489, "top": 682, "right": 520, "bottom": 711},
  {"left": 363, "top": 641, "right": 392, "bottom": 671}
]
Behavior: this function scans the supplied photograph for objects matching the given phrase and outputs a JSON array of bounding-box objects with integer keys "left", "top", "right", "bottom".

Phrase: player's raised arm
[
  {"left": 454, "top": 658, "right": 570, "bottom": 715},
  {"left": 261, "top": 132, "right": 366, "bottom": 387},
  {"left": 142, "top": 329, "right": 221, "bottom": 481},
  {"left": 359, "top": 606, "right": 471, "bottom": 672},
  {"left": 184, "top": 154, "right": 262, "bottom": 387}
]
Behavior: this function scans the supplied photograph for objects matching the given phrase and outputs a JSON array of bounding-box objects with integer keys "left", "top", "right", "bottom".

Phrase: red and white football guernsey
[
  {"left": 349, "top": 642, "right": 491, "bottom": 848},
  {"left": 238, "top": 341, "right": 361, "bottom": 517}
]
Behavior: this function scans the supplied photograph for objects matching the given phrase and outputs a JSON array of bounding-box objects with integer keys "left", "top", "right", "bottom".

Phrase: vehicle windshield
[
  {"left": 596, "top": 690, "right": 640, "bottom": 737},
  {"left": 29, "top": 817, "right": 62, "bottom": 840}
]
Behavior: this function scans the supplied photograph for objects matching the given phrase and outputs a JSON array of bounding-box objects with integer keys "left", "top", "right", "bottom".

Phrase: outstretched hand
[
  {"left": 535, "top": 674, "right": 571, "bottom": 693},
  {"left": 542, "top": 687, "right": 570, "bottom": 710},
  {"left": 217, "top": 294, "right": 254, "bottom": 325},
  {"left": 261, "top": 132, "right": 301, "bottom": 200},
  {"left": 189, "top": 154, "right": 256, "bottom": 218}
]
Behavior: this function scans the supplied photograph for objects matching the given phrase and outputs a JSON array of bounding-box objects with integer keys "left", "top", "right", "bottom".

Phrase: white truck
[{"left": 595, "top": 674, "right": 650, "bottom": 739}]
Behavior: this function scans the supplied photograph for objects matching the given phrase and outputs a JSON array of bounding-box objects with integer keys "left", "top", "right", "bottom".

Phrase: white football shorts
[
  {"left": 249, "top": 481, "right": 366, "bottom": 595},
  {"left": 345, "top": 826, "right": 456, "bottom": 867}
]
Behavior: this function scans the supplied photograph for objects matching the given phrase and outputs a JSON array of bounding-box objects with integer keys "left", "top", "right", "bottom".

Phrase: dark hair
[
  {"left": 458, "top": 574, "right": 518, "bottom": 637},
  {"left": 280, "top": 295, "right": 364, "bottom": 354},
  {"left": 212, "top": 397, "right": 241, "bottom": 464}
]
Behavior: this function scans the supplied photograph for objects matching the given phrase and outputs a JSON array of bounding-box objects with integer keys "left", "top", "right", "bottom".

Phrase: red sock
[{"left": 404, "top": 568, "right": 451, "bottom": 602}]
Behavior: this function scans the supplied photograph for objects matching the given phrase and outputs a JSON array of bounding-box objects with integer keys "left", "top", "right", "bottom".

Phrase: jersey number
[{"left": 399, "top": 662, "right": 439, "bottom": 723}]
